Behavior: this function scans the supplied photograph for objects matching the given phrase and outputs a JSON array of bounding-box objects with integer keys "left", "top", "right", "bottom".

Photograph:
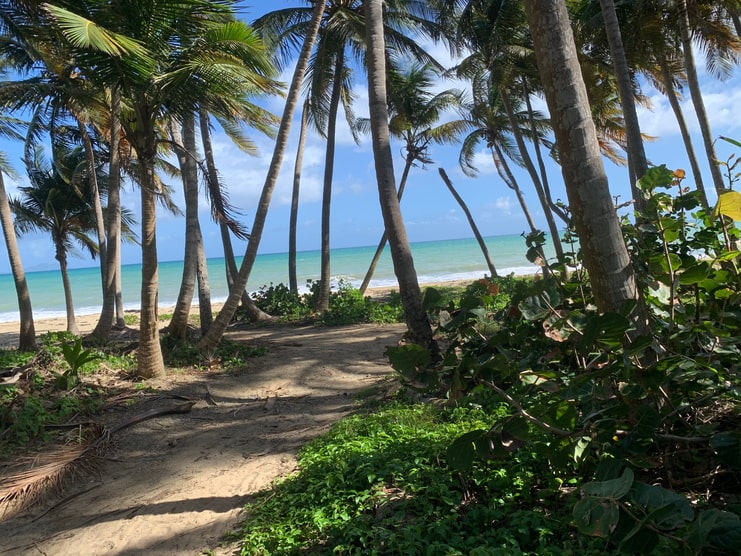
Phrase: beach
[{"left": 0, "top": 280, "right": 477, "bottom": 349}]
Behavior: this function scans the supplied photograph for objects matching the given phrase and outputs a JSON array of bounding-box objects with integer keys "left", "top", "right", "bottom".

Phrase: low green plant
[
  {"left": 55, "top": 338, "right": 102, "bottom": 389},
  {"left": 235, "top": 399, "right": 601, "bottom": 555},
  {"left": 123, "top": 313, "right": 139, "bottom": 325},
  {"left": 387, "top": 165, "right": 741, "bottom": 553}
]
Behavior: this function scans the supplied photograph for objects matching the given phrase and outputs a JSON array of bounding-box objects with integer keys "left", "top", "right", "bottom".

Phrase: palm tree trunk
[
  {"left": 677, "top": 0, "right": 726, "bottom": 195},
  {"left": 198, "top": 109, "right": 272, "bottom": 323},
  {"left": 598, "top": 0, "right": 649, "bottom": 198},
  {"left": 56, "top": 246, "right": 79, "bottom": 335},
  {"left": 359, "top": 151, "right": 415, "bottom": 295},
  {"left": 492, "top": 145, "right": 539, "bottom": 233},
  {"left": 523, "top": 0, "right": 644, "bottom": 324},
  {"left": 0, "top": 172, "right": 36, "bottom": 350},
  {"left": 658, "top": 57, "right": 709, "bottom": 210},
  {"left": 92, "top": 87, "right": 123, "bottom": 338},
  {"left": 195, "top": 234, "right": 212, "bottom": 334},
  {"left": 522, "top": 79, "right": 568, "bottom": 224},
  {"left": 438, "top": 168, "right": 497, "bottom": 277},
  {"left": 197, "top": 0, "right": 326, "bottom": 352},
  {"left": 76, "top": 118, "right": 107, "bottom": 279},
  {"left": 317, "top": 51, "right": 346, "bottom": 313},
  {"left": 138, "top": 156, "right": 165, "bottom": 378},
  {"left": 169, "top": 115, "right": 199, "bottom": 339},
  {"left": 500, "top": 88, "right": 565, "bottom": 261},
  {"left": 289, "top": 98, "right": 310, "bottom": 294},
  {"left": 365, "top": 0, "right": 435, "bottom": 352}
]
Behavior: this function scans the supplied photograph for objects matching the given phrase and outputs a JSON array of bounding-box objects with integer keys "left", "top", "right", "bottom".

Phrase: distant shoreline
[{"left": 0, "top": 279, "right": 478, "bottom": 349}]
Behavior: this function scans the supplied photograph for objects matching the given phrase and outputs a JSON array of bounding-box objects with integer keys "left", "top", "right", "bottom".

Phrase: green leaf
[
  {"left": 422, "top": 287, "right": 442, "bottom": 311},
  {"left": 709, "top": 432, "right": 741, "bottom": 469},
  {"left": 678, "top": 261, "right": 710, "bottom": 285},
  {"left": 446, "top": 429, "right": 492, "bottom": 471},
  {"left": 688, "top": 509, "right": 741, "bottom": 552},
  {"left": 581, "top": 313, "right": 629, "bottom": 348},
  {"left": 581, "top": 467, "right": 634, "bottom": 499},
  {"left": 386, "top": 345, "right": 431, "bottom": 375},
  {"left": 573, "top": 497, "right": 620, "bottom": 537},
  {"left": 637, "top": 165, "right": 674, "bottom": 192},
  {"left": 518, "top": 288, "right": 561, "bottom": 321},
  {"left": 628, "top": 482, "right": 694, "bottom": 530},
  {"left": 720, "top": 136, "right": 741, "bottom": 149}
]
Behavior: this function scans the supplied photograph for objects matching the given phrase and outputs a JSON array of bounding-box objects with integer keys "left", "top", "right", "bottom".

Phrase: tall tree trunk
[
  {"left": 0, "top": 172, "right": 36, "bottom": 350},
  {"left": 77, "top": 118, "right": 107, "bottom": 283},
  {"left": 195, "top": 235, "right": 212, "bottom": 334},
  {"left": 91, "top": 88, "right": 122, "bottom": 338},
  {"left": 523, "top": 0, "right": 644, "bottom": 324},
  {"left": 138, "top": 153, "right": 165, "bottom": 378},
  {"left": 677, "top": 0, "right": 726, "bottom": 194},
  {"left": 365, "top": 0, "right": 435, "bottom": 352},
  {"left": 438, "top": 168, "right": 497, "bottom": 277},
  {"left": 500, "top": 88, "right": 565, "bottom": 261},
  {"left": 658, "top": 57, "right": 709, "bottom": 209},
  {"left": 56, "top": 245, "right": 78, "bottom": 335},
  {"left": 599, "top": 0, "right": 649, "bottom": 201},
  {"left": 522, "top": 79, "right": 568, "bottom": 224},
  {"left": 198, "top": 109, "right": 272, "bottom": 323},
  {"left": 317, "top": 51, "right": 345, "bottom": 313},
  {"left": 359, "top": 151, "right": 415, "bottom": 295},
  {"left": 169, "top": 114, "right": 199, "bottom": 339},
  {"left": 492, "top": 145, "right": 539, "bottom": 234},
  {"left": 289, "top": 98, "right": 310, "bottom": 294},
  {"left": 197, "top": 0, "right": 326, "bottom": 352}
]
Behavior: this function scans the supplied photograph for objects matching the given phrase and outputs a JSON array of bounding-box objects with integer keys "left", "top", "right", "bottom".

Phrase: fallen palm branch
[{"left": 0, "top": 400, "right": 196, "bottom": 520}]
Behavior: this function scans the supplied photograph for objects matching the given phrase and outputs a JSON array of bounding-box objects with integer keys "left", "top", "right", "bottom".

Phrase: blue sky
[{"left": 1, "top": 2, "right": 740, "bottom": 275}]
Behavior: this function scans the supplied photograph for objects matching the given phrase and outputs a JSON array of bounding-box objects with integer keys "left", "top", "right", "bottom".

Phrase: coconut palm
[
  {"left": 365, "top": 0, "right": 435, "bottom": 352},
  {"left": 12, "top": 145, "right": 104, "bottom": 335},
  {"left": 198, "top": 0, "right": 326, "bottom": 352},
  {"left": 0, "top": 109, "right": 35, "bottom": 350},
  {"left": 288, "top": 98, "right": 310, "bottom": 295},
  {"left": 523, "top": 0, "right": 645, "bottom": 326},
  {"left": 256, "top": 0, "right": 446, "bottom": 312},
  {"left": 356, "top": 60, "right": 468, "bottom": 294},
  {"left": 44, "top": 0, "right": 280, "bottom": 376}
]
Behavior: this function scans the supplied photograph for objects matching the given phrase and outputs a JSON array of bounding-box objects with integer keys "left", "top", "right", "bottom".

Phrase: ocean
[{"left": 0, "top": 234, "right": 556, "bottom": 323}]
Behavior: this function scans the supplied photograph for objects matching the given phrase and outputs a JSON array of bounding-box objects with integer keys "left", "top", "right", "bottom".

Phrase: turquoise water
[{"left": 0, "top": 234, "right": 555, "bottom": 322}]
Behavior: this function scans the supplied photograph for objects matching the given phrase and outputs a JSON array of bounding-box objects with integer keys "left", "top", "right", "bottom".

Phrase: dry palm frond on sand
[{"left": 0, "top": 400, "right": 196, "bottom": 520}]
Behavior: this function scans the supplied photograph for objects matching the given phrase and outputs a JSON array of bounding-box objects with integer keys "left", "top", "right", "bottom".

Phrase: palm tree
[
  {"left": 11, "top": 145, "right": 101, "bottom": 334},
  {"left": 288, "top": 98, "right": 310, "bottom": 294},
  {"left": 45, "top": 0, "right": 280, "bottom": 377},
  {"left": 357, "top": 60, "right": 468, "bottom": 294},
  {"left": 256, "top": 0, "right": 445, "bottom": 312},
  {"left": 523, "top": 0, "right": 645, "bottom": 326},
  {"left": 198, "top": 0, "right": 326, "bottom": 352},
  {"left": 365, "top": 0, "right": 435, "bottom": 352}
]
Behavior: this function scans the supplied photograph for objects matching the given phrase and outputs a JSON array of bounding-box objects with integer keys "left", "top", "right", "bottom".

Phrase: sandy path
[{"left": 0, "top": 323, "right": 407, "bottom": 555}]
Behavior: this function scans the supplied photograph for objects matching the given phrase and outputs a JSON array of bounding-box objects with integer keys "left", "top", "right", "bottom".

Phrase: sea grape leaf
[
  {"left": 386, "top": 344, "right": 430, "bottom": 376},
  {"left": 581, "top": 313, "right": 630, "bottom": 348},
  {"left": 709, "top": 432, "right": 741, "bottom": 469},
  {"left": 573, "top": 497, "right": 620, "bottom": 537},
  {"left": 628, "top": 482, "right": 694, "bottom": 530},
  {"left": 678, "top": 261, "right": 710, "bottom": 285},
  {"left": 446, "top": 429, "right": 493, "bottom": 471},
  {"left": 687, "top": 509, "right": 741, "bottom": 552},
  {"left": 581, "top": 467, "right": 634, "bottom": 499},
  {"left": 716, "top": 190, "right": 741, "bottom": 220}
]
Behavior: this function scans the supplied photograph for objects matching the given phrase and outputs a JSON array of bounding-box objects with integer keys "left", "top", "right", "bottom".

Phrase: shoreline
[{"left": 0, "top": 279, "right": 476, "bottom": 349}]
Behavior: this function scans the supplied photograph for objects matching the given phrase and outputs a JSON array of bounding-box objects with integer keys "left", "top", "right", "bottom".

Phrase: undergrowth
[{"left": 234, "top": 396, "right": 608, "bottom": 555}]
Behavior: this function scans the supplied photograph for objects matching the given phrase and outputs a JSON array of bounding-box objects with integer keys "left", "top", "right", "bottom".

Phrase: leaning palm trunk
[
  {"left": 198, "top": 109, "right": 271, "bottom": 323},
  {"left": 365, "top": 0, "right": 435, "bottom": 352},
  {"left": 500, "top": 89, "right": 565, "bottom": 262},
  {"left": 359, "top": 151, "right": 415, "bottom": 295},
  {"left": 92, "top": 88, "right": 123, "bottom": 338},
  {"left": 76, "top": 118, "right": 107, "bottom": 284},
  {"left": 438, "top": 168, "right": 497, "bottom": 277},
  {"left": 289, "top": 99, "right": 309, "bottom": 294},
  {"left": 197, "top": 0, "right": 326, "bottom": 352},
  {"left": 523, "top": 0, "right": 645, "bottom": 326},
  {"left": 599, "top": 0, "right": 649, "bottom": 197},
  {"left": 658, "top": 57, "right": 709, "bottom": 210},
  {"left": 677, "top": 0, "right": 725, "bottom": 194},
  {"left": 195, "top": 236, "right": 212, "bottom": 334},
  {"left": 317, "top": 53, "right": 345, "bottom": 313},
  {"left": 0, "top": 172, "right": 35, "bottom": 350},
  {"left": 169, "top": 115, "right": 200, "bottom": 339}
]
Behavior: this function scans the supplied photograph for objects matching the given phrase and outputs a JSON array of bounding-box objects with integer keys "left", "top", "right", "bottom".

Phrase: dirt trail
[{"left": 0, "top": 323, "right": 406, "bottom": 556}]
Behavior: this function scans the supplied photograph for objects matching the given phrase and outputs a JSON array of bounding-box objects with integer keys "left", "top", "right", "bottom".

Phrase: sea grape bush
[{"left": 387, "top": 165, "right": 741, "bottom": 554}]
